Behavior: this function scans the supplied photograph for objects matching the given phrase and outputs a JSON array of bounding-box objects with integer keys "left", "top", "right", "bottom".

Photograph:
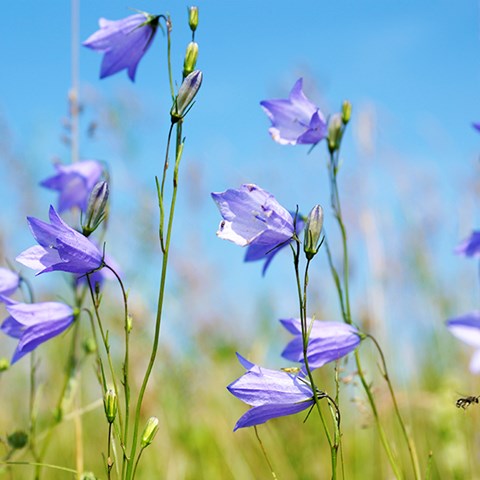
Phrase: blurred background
[{"left": 1, "top": 0, "right": 480, "bottom": 478}]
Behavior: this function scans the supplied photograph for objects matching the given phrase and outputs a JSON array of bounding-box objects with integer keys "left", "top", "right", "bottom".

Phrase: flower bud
[
  {"left": 126, "top": 314, "right": 133, "bottom": 334},
  {"left": 0, "top": 357, "right": 9, "bottom": 372},
  {"left": 83, "top": 181, "right": 109, "bottom": 236},
  {"left": 341, "top": 100, "right": 352, "bottom": 124},
  {"left": 7, "top": 430, "right": 28, "bottom": 450},
  {"left": 188, "top": 6, "right": 198, "bottom": 32},
  {"left": 170, "top": 70, "right": 203, "bottom": 123},
  {"left": 140, "top": 416, "right": 159, "bottom": 448},
  {"left": 80, "top": 472, "right": 97, "bottom": 480},
  {"left": 82, "top": 338, "right": 97, "bottom": 355},
  {"left": 304, "top": 205, "right": 324, "bottom": 260},
  {"left": 183, "top": 42, "right": 199, "bottom": 79},
  {"left": 328, "top": 113, "right": 343, "bottom": 153},
  {"left": 104, "top": 389, "right": 117, "bottom": 424}
]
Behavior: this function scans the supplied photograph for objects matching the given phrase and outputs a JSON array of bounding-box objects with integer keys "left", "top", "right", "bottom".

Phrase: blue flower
[
  {"left": 280, "top": 318, "right": 361, "bottom": 370},
  {"left": 83, "top": 13, "right": 160, "bottom": 81},
  {"left": 16, "top": 206, "right": 103, "bottom": 275},
  {"left": 260, "top": 78, "right": 327, "bottom": 146},
  {"left": 447, "top": 312, "right": 480, "bottom": 373},
  {"left": 40, "top": 160, "right": 104, "bottom": 213},
  {"left": 455, "top": 231, "right": 480, "bottom": 257},
  {"left": 1, "top": 298, "right": 75, "bottom": 364},
  {"left": 211, "top": 184, "right": 302, "bottom": 274},
  {"left": 227, "top": 353, "right": 314, "bottom": 431},
  {"left": 0, "top": 268, "right": 20, "bottom": 297}
]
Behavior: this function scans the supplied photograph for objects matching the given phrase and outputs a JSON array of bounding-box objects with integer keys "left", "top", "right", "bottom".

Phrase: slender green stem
[
  {"left": 158, "top": 123, "right": 175, "bottom": 253},
  {"left": 292, "top": 243, "right": 337, "bottom": 479},
  {"left": 104, "top": 264, "right": 131, "bottom": 470},
  {"left": 107, "top": 423, "right": 113, "bottom": 480},
  {"left": 164, "top": 16, "right": 175, "bottom": 101},
  {"left": 326, "top": 146, "right": 404, "bottom": 479},
  {"left": 126, "top": 122, "right": 185, "bottom": 480},
  {"left": 1, "top": 462, "right": 77, "bottom": 475},
  {"left": 253, "top": 426, "right": 277, "bottom": 479},
  {"left": 131, "top": 448, "right": 145, "bottom": 480},
  {"left": 368, "top": 334, "right": 421, "bottom": 479},
  {"left": 86, "top": 276, "right": 124, "bottom": 436}
]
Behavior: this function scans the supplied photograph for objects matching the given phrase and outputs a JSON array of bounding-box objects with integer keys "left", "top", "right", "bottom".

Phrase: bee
[{"left": 456, "top": 395, "right": 480, "bottom": 410}]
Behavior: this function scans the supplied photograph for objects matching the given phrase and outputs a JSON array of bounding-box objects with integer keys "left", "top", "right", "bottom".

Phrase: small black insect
[{"left": 456, "top": 395, "right": 480, "bottom": 410}]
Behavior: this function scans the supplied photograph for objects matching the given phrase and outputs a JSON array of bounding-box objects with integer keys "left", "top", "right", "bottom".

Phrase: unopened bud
[
  {"left": 141, "top": 416, "right": 159, "bottom": 448},
  {"left": 83, "top": 181, "right": 109, "bottom": 236},
  {"left": 304, "top": 205, "right": 324, "bottom": 260},
  {"left": 126, "top": 314, "right": 133, "bottom": 334},
  {"left": 171, "top": 70, "right": 203, "bottom": 123},
  {"left": 0, "top": 357, "right": 9, "bottom": 372},
  {"left": 188, "top": 6, "right": 198, "bottom": 32},
  {"left": 183, "top": 42, "right": 199, "bottom": 78},
  {"left": 80, "top": 472, "right": 97, "bottom": 480},
  {"left": 328, "top": 113, "right": 343, "bottom": 153},
  {"left": 7, "top": 430, "right": 28, "bottom": 450},
  {"left": 341, "top": 100, "right": 352, "bottom": 124},
  {"left": 104, "top": 389, "right": 117, "bottom": 424},
  {"left": 82, "top": 338, "right": 97, "bottom": 355}
]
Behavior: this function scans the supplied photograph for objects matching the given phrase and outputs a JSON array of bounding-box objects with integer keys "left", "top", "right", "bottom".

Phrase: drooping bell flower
[
  {"left": 211, "top": 184, "right": 302, "bottom": 274},
  {"left": 16, "top": 206, "right": 103, "bottom": 276},
  {"left": 0, "top": 297, "right": 75, "bottom": 364},
  {"left": 227, "top": 353, "right": 315, "bottom": 431},
  {"left": 447, "top": 312, "right": 480, "bottom": 373},
  {"left": 455, "top": 231, "right": 480, "bottom": 257},
  {"left": 40, "top": 160, "right": 104, "bottom": 213},
  {"left": 0, "top": 268, "right": 20, "bottom": 297},
  {"left": 83, "top": 13, "right": 160, "bottom": 81},
  {"left": 260, "top": 78, "right": 327, "bottom": 146},
  {"left": 280, "top": 318, "right": 362, "bottom": 370}
]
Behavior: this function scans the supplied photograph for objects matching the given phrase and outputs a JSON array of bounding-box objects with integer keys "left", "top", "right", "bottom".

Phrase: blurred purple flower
[
  {"left": 40, "top": 160, "right": 104, "bottom": 213},
  {"left": 447, "top": 312, "right": 480, "bottom": 373},
  {"left": 211, "top": 184, "right": 301, "bottom": 274},
  {"left": 83, "top": 13, "right": 160, "bottom": 81},
  {"left": 0, "top": 298, "right": 74, "bottom": 364},
  {"left": 280, "top": 318, "right": 361, "bottom": 370},
  {"left": 0, "top": 268, "right": 20, "bottom": 297},
  {"left": 455, "top": 231, "right": 480, "bottom": 257},
  {"left": 227, "top": 353, "right": 314, "bottom": 431},
  {"left": 16, "top": 206, "right": 103, "bottom": 275},
  {"left": 473, "top": 122, "right": 480, "bottom": 132},
  {"left": 260, "top": 78, "right": 327, "bottom": 145}
]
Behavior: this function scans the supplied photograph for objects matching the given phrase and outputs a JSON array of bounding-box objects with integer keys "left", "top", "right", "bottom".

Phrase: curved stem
[
  {"left": 367, "top": 334, "right": 421, "bottom": 479},
  {"left": 253, "top": 426, "right": 277, "bottom": 479},
  {"left": 104, "top": 264, "right": 131, "bottom": 470}
]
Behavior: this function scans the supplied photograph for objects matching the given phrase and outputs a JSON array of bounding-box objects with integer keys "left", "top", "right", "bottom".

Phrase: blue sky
[{"left": 1, "top": 0, "right": 480, "bottom": 362}]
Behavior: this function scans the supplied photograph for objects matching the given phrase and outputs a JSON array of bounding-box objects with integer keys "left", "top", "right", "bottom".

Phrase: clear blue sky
[{"left": 1, "top": 0, "right": 480, "bottom": 363}]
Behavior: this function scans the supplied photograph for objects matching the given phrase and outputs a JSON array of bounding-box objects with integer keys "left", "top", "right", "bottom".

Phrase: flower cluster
[{"left": 212, "top": 173, "right": 362, "bottom": 429}]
